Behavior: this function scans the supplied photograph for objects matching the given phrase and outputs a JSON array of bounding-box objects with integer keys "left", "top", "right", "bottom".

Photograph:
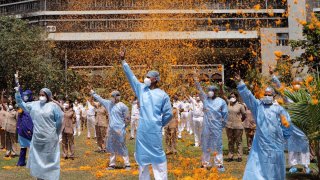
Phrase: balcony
[
  {"left": 46, "top": 0, "right": 286, "bottom": 11},
  {"left": 0, "top": 0, "right": 287, "bottom": 15},
  {"left": 39, "top": 17, "right": 288, "bottom": 33}
]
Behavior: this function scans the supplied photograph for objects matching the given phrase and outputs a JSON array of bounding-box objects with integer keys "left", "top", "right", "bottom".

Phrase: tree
[{"left": 0, "top": 16, "right": 82, "bottom": 98}]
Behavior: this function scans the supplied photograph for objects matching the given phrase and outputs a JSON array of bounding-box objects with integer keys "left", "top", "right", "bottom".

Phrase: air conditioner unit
[{"left": 46, "top": 26, "right": 56, "bottom": 32}]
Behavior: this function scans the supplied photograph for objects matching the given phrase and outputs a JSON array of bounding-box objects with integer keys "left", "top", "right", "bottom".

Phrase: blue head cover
[
  {"left": 146, "top": 70, "right": 160, "bottom": 82},
  {"left": 23, "top": 90, "right": 33, "bottom": 102},
  {"left": 40, "top": 88, "right": 52, "bottom": 99},
  {"left": 111, "top": 90, "right": 121, "bottom": 97},
  {"left": 265, "top": 86, "right": 275, "bottom": 95},
  {"left": 207, "top": 85, "right": 218, "bottom": 91}
]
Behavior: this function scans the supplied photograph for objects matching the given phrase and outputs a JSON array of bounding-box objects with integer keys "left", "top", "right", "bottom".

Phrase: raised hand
[
  {"left": 268, "top": 65, "right": 274, "bottom": 75},
  {"left": 119, "top": 47, "right": 126, "bottom": 61},
  {"left": 192, "top": 69, "right": 199, "bottom": 82},
  {"left": 234, "top": 71, "right": 241, "bottom": 82}
]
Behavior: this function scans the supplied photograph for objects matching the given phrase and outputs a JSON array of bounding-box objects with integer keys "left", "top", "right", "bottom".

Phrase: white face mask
[
  {"left": 39, "top": 96, "right": 47, "bottom": 104},
  {"left": 144, "top": 78, "right": 151, "bottom": 87},
  {"left": 262, "top": 96, "right": 273, "bottom": 105},
  {"left": 23, "top": 96, "right": 29, "bottom": 102},
  {"left": 230, "top": 98, "right": 237, "bottom": 103},
  {"left": 8, "top": 105, "right": 13, "bottom": 110},
  {"left": 208, "top": 91, "right": 214, "bottom": 98}
]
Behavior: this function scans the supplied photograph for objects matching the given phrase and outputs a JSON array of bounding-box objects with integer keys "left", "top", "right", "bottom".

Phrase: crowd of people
[{"left": 0, "top": 49, "right": 314, "bottom": 180}]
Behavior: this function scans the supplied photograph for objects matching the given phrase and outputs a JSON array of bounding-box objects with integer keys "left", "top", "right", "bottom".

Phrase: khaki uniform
[
  {"left": 0, "top": 109, "right": 6, "bottom": 149},
  {"left": 61, "top": 109, "right": 75, "bottom": 158},
  {"left": 226, "top": 102, "right": 246, "bottom": 159},
  {"left": 165, "top": 108, "right": 178, "bottom": 154},
  {"left": 243, "top": 109, "right": 256, "bottom": 152},
  {"left": 95, "top": 106, "right": 108, "bottom": 151},
  {"left": 2, "top": 110, "right": 17, "bottom": 156}
]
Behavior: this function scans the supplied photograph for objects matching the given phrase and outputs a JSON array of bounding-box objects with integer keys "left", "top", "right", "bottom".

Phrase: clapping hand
[{"left": 234, "top": 71, "right": 241, "bottom": 82}]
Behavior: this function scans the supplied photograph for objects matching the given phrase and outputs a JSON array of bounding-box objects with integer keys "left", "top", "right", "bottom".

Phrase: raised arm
[
  {"left": 120, "top": 48, "right": 142, "bottom": 96},
  {"left": 193, "top": 73, "right": 207, "bottom": 101},
  {"left": 15, "top": 88, "right": 31, "bottom": 113},
  {"left": 90, "top": 90, "right": 111, "bottom": 109},
  {"left": 235, "top": 72, "right": 259, "bottom": 117},
  {"left": 161, "top": 94, "right": 173, "bottom": 127},
  {"left": 269, "top": 66, "right": 281, "bottom": 88},
  {"left": 1, "top": 90, "right": 7, "bottom": 111}
]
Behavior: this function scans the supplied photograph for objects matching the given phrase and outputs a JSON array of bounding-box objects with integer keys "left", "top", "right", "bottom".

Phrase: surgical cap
[
  {"left": 146, "top": 70, "right": 160, "bottom": 82},
  {"left": 207, "top": 85, "right": 218, "bottom": 91},
  {"left": 40, "top": 88, "right": 52, "bottom": 99},
  {"left": 265, "top": 86, "right": 275, "bottom": 95},
  {"left": 111, "top": 90, "right": 121, "bottom": 97}
]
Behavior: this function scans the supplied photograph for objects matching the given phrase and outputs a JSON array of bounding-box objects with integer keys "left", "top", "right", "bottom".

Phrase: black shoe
[
  {"left": 236, "top": 158, "right": 242, "bottom": 162},
  {"left": 226, "top": 158, "right": 233, "bottom": 162},
  {"left": 130, "top": 137, "right": 134, "bottom": 140},
  {"left": 64, "top": 156, "right": 68, "bottom": 160}
]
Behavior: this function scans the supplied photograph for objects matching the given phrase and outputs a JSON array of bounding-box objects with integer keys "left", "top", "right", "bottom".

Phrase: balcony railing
[
  {"left": 38, "top": 17, "right": 288, "bottom": 33},
  {"left": 0, "top": 0, "right": 287, "bottom": 15},
  {"left": 46, "top": 0, "right": 286, "bottom": 11}
]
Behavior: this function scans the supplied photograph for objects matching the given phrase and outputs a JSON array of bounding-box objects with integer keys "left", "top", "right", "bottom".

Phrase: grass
[{"left": 0, "top": 128, "right": 318, "bottom": 179}]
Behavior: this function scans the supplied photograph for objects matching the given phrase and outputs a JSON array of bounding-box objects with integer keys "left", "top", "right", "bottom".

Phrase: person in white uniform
[
  {"left": 189, "top": 96, "right": 204, "bottom": 147},
  {"left": 73, "top": 99, "right": 82, "bottom": 136},
  {"left": 86, "top": 98, "right": 96, "bottom": 139},
  {"left": 130, "top": 97, "right": 139, "bottom": 140}
]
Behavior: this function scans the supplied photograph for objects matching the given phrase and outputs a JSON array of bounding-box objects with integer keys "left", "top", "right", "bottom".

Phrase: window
[{"left": 276, "top": 33, "right": 289, "bottom": 46}]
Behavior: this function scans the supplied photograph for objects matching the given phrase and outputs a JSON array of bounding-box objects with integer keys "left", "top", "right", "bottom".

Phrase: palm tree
[{"left": 284, "top": 74, "right": 320, "bottom": 178}]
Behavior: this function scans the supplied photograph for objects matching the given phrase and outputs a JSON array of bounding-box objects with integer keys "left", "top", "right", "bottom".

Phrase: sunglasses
[{"left": 264, "top": 94, "right": 273, "bottom": 97}]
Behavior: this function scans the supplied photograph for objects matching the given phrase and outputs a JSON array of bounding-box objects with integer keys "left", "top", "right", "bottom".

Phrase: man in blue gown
[
  {"left": 119, "top": 49, "right": 173, "bottom": 180},
  {"left": 235, "top": 73, "right": 292, "bottom": 180}
]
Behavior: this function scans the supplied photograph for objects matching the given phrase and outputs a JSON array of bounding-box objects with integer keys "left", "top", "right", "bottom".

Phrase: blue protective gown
[
  {"left": 15, "top": 92, "right": 63, "bottom": 180},
  {"left": 92, "top": 93, "right": 130, "bottom": 156},
  {"left": 195, "top": 82, "right": 228, "bottom": 154},
  {"left": 237, "top": 81, "right": 292, "bottom": 180},
  {"left": 122, "top": 60, "right": 173, "bottom": 166}
]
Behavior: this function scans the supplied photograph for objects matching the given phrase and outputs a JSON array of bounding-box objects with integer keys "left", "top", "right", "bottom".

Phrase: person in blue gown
[
  {"left": 235, "top": 74, "right": 292, "bottom": 180},
  {"left": 14, "top": 72, "right": 34, "bottom": 166},
  {"left": 119, "top": 49, "right": 173, "bottom": 180},
  {"left": 269, "top": 69, "right": 311, "bottom": 174},
  {"left": 15, "top": 87, "right": 63, "bottom": 180},
  {"left": 90, "top": 90, "right": 131, "bottom": 170},
  {"left": 193, "top": 73, "right": 228, "bottom": 172}
]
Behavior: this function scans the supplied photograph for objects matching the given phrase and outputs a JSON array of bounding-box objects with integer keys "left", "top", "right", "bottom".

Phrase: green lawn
[{"left": 0, "top": 129, "right": 318, "bottom": 179}]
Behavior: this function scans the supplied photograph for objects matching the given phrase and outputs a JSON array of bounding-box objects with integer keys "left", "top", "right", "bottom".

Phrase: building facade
[{"left": 0, "top": 0, "right": 315, "bottom": 79}]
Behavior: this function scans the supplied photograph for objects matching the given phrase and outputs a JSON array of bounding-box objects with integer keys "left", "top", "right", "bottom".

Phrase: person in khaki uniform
[
  {"left": 95, "top": 102, "right": 109, "bottom": 152},
  {"left": 242, "top": 104, "right": 256, "bottom": 153},
  {"left": 0, "top": 105, "right": 6, "bottom": 149},
  {"left": 165, "top": 107, "right": 179, "bottom": 155},
  {"left": 225, "top": 92, "right": 246, "bottom": 162},
  {"left": 61, "top": 101, "right": 76, "bottom": 159},
  {"left": 2, "top": 104, "right": 18, "bottom": 157}
]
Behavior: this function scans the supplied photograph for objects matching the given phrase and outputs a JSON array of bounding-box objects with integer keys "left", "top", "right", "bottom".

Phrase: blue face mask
[{"left": 261, "top": 96, "right": 273, "bottom": 105}]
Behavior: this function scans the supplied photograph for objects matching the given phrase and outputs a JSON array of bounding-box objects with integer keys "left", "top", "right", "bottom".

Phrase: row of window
[
  {"left": 0, "top": 1, "right": 40, "bottom": 15},
  {"left": 42, "top": 18, "right": 287, "bottom": 33},
  {"left": 46, "top": 0, "right": 286, "bottom": 10}
]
